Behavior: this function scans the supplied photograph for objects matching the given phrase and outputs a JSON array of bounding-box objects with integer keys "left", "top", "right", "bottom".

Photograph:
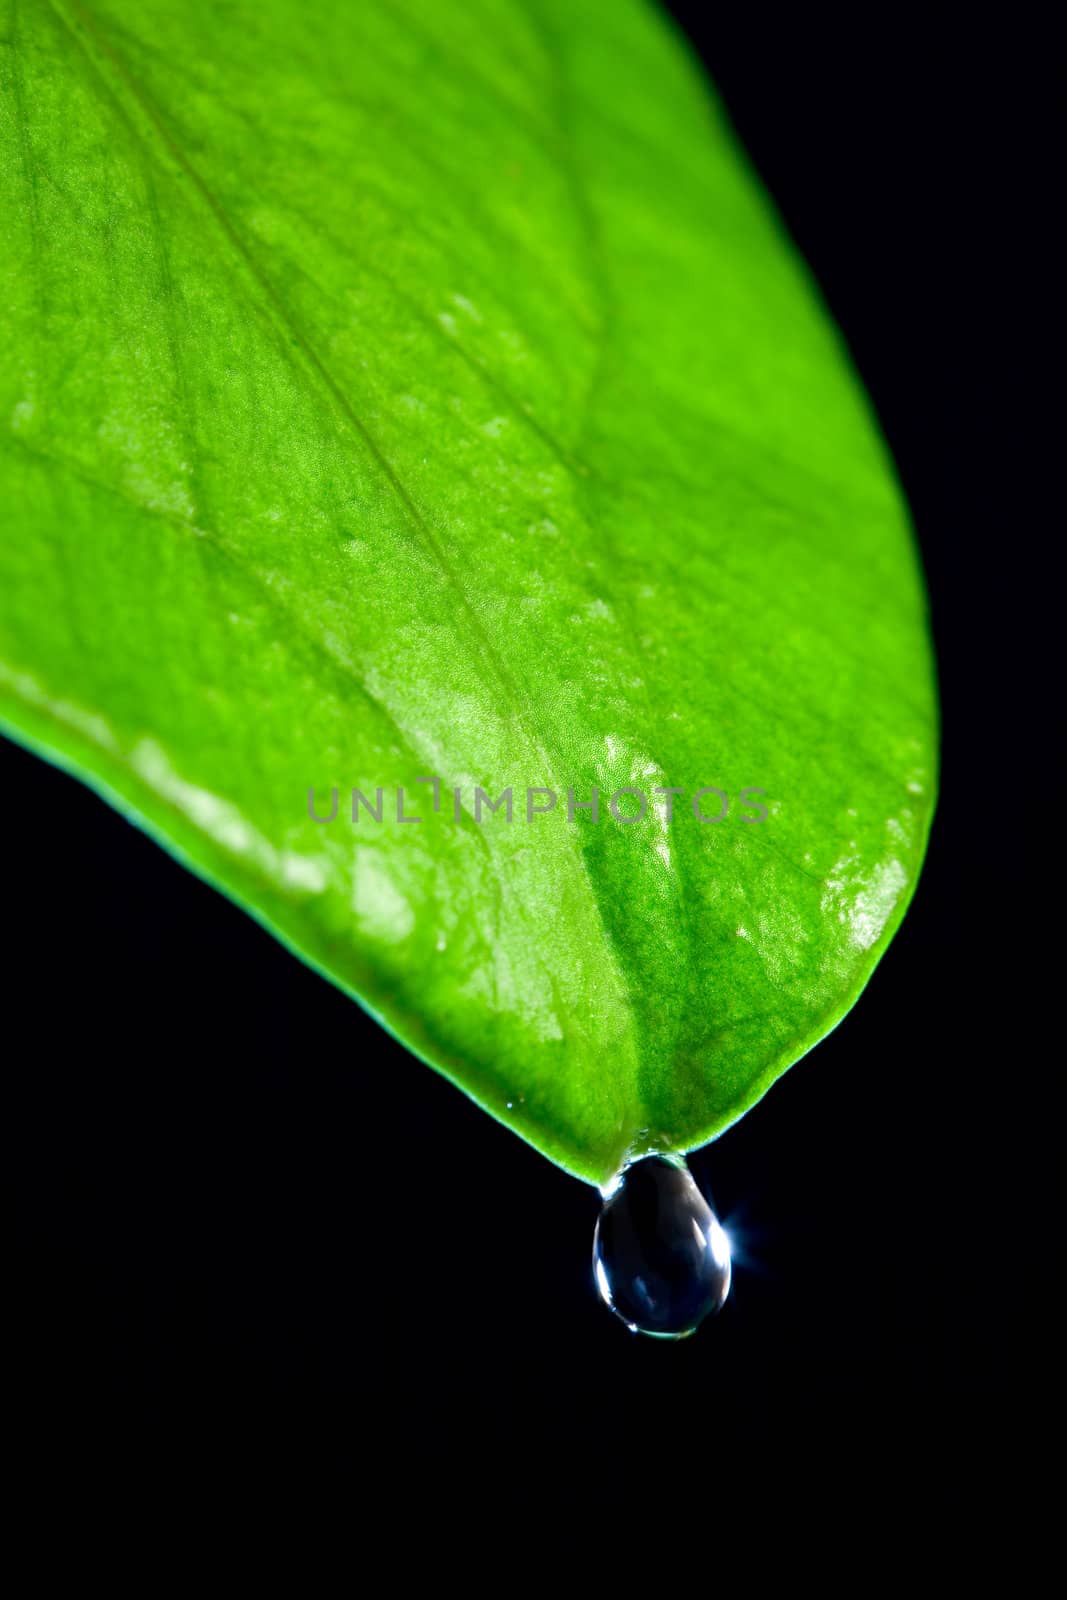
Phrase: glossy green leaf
[{"left": 0, "top": 0, "right": 936, "bottom": 1185}]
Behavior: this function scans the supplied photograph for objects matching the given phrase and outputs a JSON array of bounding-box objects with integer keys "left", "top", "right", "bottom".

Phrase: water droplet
[{"left": 593, "top": 1156, "right": 731, "bottom": 1338}]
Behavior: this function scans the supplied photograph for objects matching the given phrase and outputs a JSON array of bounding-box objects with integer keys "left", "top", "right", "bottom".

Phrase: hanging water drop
[{"left": 593, "top": 1155, "right": 731, "bottom": 1337}]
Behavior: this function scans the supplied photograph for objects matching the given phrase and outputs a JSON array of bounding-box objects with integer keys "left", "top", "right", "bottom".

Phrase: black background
[{"left": 3, "top": 5, "right": 1054, "bottom": 1509}]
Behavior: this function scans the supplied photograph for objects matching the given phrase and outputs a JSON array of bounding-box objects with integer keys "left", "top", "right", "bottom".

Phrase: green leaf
[{"left": 0, "top": 0, "right": 936, "bottom": 1186}]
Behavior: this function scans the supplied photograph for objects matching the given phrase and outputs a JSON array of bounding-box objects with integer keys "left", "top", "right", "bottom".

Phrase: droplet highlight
[{"left": 593, "top": 1156, "right": 731, "bottom": 1338}]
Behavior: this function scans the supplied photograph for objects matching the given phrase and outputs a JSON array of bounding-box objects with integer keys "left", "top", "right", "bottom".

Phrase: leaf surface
[{"left": 0, "top": 0, "right": 937, "bottom": 1183}]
